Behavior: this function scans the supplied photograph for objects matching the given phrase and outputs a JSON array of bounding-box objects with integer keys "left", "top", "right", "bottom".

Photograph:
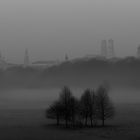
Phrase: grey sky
[{"left": 0, "top": 0, "right": 140, "bottom": 63}]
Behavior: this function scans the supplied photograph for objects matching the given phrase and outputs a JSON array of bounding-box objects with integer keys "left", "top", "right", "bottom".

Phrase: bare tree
[
  {"left": 96, "top": 85, "right": 115, "bottom": 126},
  {"left": 46, "top": 85, "right": 115, "bottom": 128},
  {"left": 89, "top": 90, "right": 96, "bottom": 127},
  {"left": 80, "top": 89, "right": 95, "bottom": 127},
  {"left": 46, "top": 101, "right": 63, "bottom": 126},
  {"left": 59, "top": 86, "right": 73, "bottom": 127},
  {"left": 69, "top": 96, "right": 79, "bottom": 127}
]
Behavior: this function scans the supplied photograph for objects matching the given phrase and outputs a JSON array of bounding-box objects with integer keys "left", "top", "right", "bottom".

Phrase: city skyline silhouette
[{"left": 0, "top": 0, "right": 140, "bottom": 63}]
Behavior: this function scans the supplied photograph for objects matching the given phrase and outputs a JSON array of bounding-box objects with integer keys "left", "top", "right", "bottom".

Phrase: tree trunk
[
  {"left": 57, "top": 114, "right": 59, "bottom": 126},
  {"left": 72, "top": 116, "right": 75, "bottom": 127},
  {"left": 65, "top": 116, "right": 68, "bottom": 128},
  {"left": 102, "top": 105, "right": 105, "bottom": 127},
  {"left": 102, "top": 119, "right": 104, "bottom": 127},
  {"left": 85, "top": 116, "right": 88, "bottom": 126},
  {"left": 90, "top": 117, "right": 93, "bottom": 127}
]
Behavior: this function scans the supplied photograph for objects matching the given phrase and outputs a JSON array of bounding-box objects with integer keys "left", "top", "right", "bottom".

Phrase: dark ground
[{"left": 0, "top": 103, "right": 140, "bottom": 140}]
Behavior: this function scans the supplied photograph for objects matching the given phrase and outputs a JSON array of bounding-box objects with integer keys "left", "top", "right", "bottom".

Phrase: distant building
[
  {"left": 101, "top": 40, "right": 107, "bottom": 58},
  {"left": 31, "top": 60, "right": 60, "bottom": 69},
  {"left": 137, "top": 45, "right": 140, "bottom": 58},
  {"left": 24, "top": 49, "right": 30, "bottom": 68},
  {"left": 108, "top": 39, "right": 115, "bottom": 58}
]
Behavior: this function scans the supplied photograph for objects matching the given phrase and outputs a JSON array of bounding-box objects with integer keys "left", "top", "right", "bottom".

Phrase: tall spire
[{"left": 24, "top": 48, "right": 30, "bottom": 68}]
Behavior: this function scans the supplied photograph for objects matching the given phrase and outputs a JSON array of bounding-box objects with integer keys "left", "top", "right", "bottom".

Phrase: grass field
[
  {"left": 0, "top": 103, "right": 139, "bottom": 140},
  {"left": 0, "top": 89, "right": 139, "bottom": 140}
]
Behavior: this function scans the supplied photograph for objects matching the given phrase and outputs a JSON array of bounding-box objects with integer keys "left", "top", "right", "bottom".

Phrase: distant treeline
[
  {"left": 0, "top": 57, "right": 140, "bottom": 89},
  {"left": 46, "top": 85, "right": 115, "bottom": 127}
]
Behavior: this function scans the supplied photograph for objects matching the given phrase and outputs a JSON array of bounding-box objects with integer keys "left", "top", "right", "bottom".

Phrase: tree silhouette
[
  {"left": 80, "top": 89, "right": 96, "bottom": 127},
  {"left": 46, "top": 101, "right": 63, "bottom": 126},
  {"left": 96, "top": 85, "right": 115, "bottom": 126},
  {"left": 59, "top": 86, "right": 73, "bottom": 127},
  {"left": 89, "top": 90, "right": 96, "bottom": 127},
  {"left": 46, "top": 85, "right": 115, "bottom": 128},
  {"left": 69, "top": 96, "right": 79, "bottom": 127}
]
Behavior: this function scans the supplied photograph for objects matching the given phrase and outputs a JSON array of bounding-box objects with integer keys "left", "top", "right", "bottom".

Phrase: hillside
[
  {"left": 41, "top": 57, "right": 140, "bottom": 88},
  {"left": 0, "top": 57, "right": 140, "bottom": 89}
]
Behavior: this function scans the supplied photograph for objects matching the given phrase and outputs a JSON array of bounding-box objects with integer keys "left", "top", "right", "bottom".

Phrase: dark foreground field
[{"left": 0, "top": 103, "right": 139, "bottom": 140}]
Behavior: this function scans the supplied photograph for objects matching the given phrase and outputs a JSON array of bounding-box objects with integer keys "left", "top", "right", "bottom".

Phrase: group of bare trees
[{"left": 46, "top": 85, "right": 115, "bottom": 128}]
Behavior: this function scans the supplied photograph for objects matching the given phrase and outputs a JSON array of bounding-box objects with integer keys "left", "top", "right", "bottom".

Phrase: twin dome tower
[{"left": 101, "top": 39, "right": 115, "bottom": 59}]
